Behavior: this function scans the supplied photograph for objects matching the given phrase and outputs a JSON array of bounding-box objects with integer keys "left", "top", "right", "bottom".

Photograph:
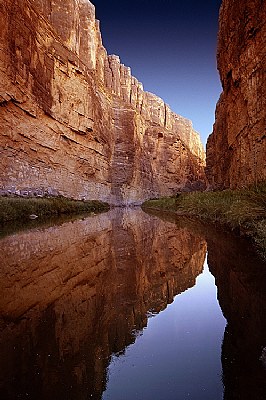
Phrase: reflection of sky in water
[{"left": 103, "top": 257, "right": 226, "bottom": 400}]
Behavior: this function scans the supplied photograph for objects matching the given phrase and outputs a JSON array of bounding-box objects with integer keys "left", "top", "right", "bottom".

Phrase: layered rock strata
[
  {"left": 0, "top": 208, "right": 207, "bottom": 399},
  {"left": 206, "top": 0, "right": 266, "bottom": 189},
  {"left": 0, "top": 0, "right": 205, "bottom": 204}
]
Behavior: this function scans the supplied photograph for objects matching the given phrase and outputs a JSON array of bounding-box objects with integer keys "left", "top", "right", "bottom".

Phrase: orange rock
[
  {"left": 206, "top": 0, "right": 266, "bottom": 189},
  {"left": 0, "top": 0, "right": 206, "bottom": 204}
]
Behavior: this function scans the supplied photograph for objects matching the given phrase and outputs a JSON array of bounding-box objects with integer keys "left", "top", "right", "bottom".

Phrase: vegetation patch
[
  {"left": 0, "top": 196, "right": 110, "bottom": 223},
  {"left": 142, "top": 183, "right": 266, "bottom": 260}
]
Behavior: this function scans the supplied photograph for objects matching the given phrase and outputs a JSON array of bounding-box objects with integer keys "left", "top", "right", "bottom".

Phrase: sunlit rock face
[
  {"left": 206, "top": 0, "right": 266, "bottom": 189},
  {"left": 0, "top": 0, "right": 205, "bottom": 205},
  {"left": 0, "top": 209, "right": 207, "bottom": 399}
]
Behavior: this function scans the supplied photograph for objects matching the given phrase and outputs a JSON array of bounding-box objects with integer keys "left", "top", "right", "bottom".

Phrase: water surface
[
  {"left": 103, "top": 262, "right": 225, "bottom": 400},
  {"left": 0, "top": 208, "right": 265, "bottom": 399}
]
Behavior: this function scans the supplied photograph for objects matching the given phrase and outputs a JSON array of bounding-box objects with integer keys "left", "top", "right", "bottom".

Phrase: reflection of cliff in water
[
  {"left": 0, "top": 208, "right": 206, "bottom": 400},
  {"left": 145, "top": 208, "right": 266, "bottom": 400},
  {"left": 206, "top": 230, "right": 266, "bottom": 400}
]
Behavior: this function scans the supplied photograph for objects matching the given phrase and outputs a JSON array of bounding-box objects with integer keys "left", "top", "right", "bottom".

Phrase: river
[{"left": 0, "top": 208, "right": 265, "bottom": 399}]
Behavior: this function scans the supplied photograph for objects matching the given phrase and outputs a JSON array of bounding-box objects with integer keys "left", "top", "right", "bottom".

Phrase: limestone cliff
[
  {"left": 206, "top": 0, "right": 266, "bottom": 189},
  {"left": 0, "top": 0, "right": 205, "bottom": 205}
]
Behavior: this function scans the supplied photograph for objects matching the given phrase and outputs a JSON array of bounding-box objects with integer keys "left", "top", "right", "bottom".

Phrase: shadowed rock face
[
  {"left": 0, "top": 0, "right": 205, "bottom": 205},
  {"left": 0, "top": 209, "right": 207, "bottom": 399},
  {"left": 206, "top": 0, "right": 266, "bottom": 189}
]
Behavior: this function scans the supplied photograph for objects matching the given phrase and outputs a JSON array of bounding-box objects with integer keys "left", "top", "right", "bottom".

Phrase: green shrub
[
  {"left": 142, "top": 184, "right": 266, "bottom": 259},
  {"left": 0, "top": 197, "right": 110, "bottom": 223}
]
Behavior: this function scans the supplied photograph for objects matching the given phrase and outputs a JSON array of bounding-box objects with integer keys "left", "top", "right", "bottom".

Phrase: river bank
[
  {"left": 0, "top": 196, "right": 110, "bottom": 223},
  {"left": 142, "top": 184, "right": 266, "bottom": 260}
]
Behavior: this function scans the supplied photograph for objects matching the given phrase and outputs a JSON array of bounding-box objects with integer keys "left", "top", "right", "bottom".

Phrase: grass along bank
[
  {"left": 142, "top": 184, "right": 266, "bottom": 260},
  {"left": 0, "top": 196, "right": 110, "bottom": 223}
]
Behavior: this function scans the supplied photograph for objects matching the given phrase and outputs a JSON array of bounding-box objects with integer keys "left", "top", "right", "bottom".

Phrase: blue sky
[{"left": 92, "top": 0, "right": 222, "bottom": 147}]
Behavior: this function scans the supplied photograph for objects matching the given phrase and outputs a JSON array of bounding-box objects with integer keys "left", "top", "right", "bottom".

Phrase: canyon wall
[
  {"left": 206, "top": 0, "right": 266, "bottom": 189},
  {"left": 0, "top": 0, "right": 205, "bottom": 205}
]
